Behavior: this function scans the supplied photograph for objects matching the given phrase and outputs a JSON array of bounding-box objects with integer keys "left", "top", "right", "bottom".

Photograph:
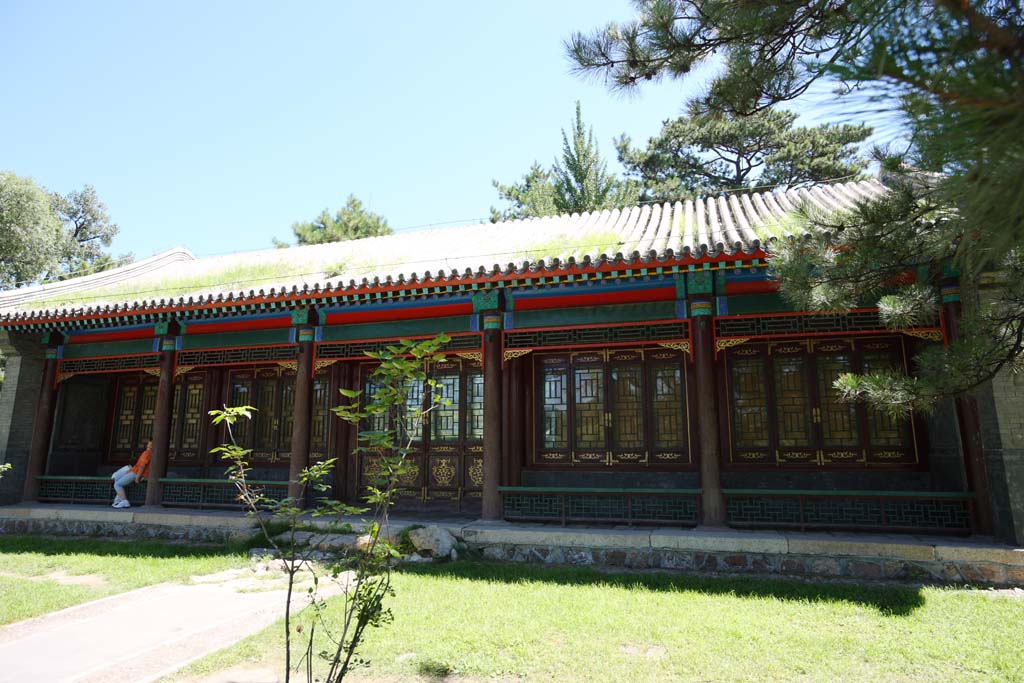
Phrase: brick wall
[
  {"left": 0, "top": 331, "right": 45, "bottom": 505},
  {"left": 978, "top": 365, "right": 1024, "bottom": 544}
]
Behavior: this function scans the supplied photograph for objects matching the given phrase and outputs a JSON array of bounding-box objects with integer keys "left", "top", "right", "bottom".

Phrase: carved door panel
[
  {"left": 860, "top": 340, "right": 917, "bottom": 464},
  {"left": 608, "top": 351, "right": 647, "bottom": 465},
  {"left": 109, "top": 375, "right": 158, "bottom": 462},
  {"left": 813, "top": 342, "right": 864, "bottom": 465},
  {"left": 768, "top": 344, "right": 818, "bottom": 464},
  {"left": 228, "top": 368, "right": 293, "bottom": 466}
]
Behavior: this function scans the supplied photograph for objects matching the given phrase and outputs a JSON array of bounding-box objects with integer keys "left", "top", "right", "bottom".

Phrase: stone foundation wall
[
  {"left": 0, "top": 517, "right": 257, "bottom": 544},
  {"left": 472, "top": 542, "right": 1019, "bottom": 585}
]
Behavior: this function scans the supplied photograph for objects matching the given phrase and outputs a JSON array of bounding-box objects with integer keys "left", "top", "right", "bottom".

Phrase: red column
[
  {"left": 145, "top": 337, "right": 177, "bottom": 506},
  {"left": 288, "top": 328, "right": 316, "bottom": 503},
  {"left": 481, "top": 312, "right": 503, "bottom": 520},
  {"left": 22, "top": 338, "right": 61, "bottom": 501},
  {"left": 692, "top": 312, "right": 726, "bottom": 526}
]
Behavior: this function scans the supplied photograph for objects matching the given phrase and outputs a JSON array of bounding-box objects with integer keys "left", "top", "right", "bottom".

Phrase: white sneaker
[{"left": 114, "top": 499, "right": 131, "bottom": 509}]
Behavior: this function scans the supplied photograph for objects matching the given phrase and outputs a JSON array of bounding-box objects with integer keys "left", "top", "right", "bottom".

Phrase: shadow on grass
[
  {"left": 396, "top": 560, "right": 927, "bottom": 616},
  {"left": 0, "top": 534, "right": 251, "bottom": 560}
]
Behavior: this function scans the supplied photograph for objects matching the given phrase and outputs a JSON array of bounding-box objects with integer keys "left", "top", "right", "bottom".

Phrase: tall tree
[
  {"left": 281, "top": 195, "right": 392, "bottom": 246},
  {"left": 568, "top": 1, "right": 1024, "bottom": 413},
  {"left": 49, "top": 185, "right": 130, "bottom": 280},
  {"left": 0, "top": 172, "right": 63, "bottom": 290},
  {"left": 617, "top": 105, "right": 871, "bottom": 201},
  {"left": 492, "top": 101, "right": 639, "bottom": 220}
]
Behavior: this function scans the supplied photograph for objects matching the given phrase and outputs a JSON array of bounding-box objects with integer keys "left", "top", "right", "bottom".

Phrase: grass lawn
[
  {"left": 172, "top": 562, "right": 1024, "bottom": 683},
  {"left": 0, "top": 535, "right": 250, "bottom": 625}
]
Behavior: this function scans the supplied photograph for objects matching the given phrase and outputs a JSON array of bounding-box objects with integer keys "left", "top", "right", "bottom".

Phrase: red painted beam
[
  {"left": 513, "top": 285, "right": 675, "bottom": 311},
  {"left": 323, "top": 302, "right": 472, "bottom": 325},
  {"left": 66, "top": 328, "right": 155, "bottom": 344}
]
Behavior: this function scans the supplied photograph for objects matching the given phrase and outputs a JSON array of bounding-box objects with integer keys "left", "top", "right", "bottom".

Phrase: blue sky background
[{"left": 1, "top": 2, "right": 881, "bottom": 263}]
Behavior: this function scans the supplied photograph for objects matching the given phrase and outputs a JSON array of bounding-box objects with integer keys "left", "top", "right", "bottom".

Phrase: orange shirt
[{"left": 130, "top": 448, "right": 152, "bottom": 480}]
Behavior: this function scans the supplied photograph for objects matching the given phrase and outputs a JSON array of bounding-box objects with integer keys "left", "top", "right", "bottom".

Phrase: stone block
[
  {"left": 780, "top": 558, "right": 806, "bottom": 574},
  {"left": 1005, "top": 567, "right": 1024, "bottom": 585},
  {"left": 847, "top": 560, "right": 883, "bottom": 579},
  {"left": 695, "top": 553, "right": 718, "bottom": 571},
  {"left": 565, "top": 548, "right": 595, "bottom": 566},
  {"left": 409, "top": 526, "right": 456, "bottom": 557},
  {"left": 657, "top": 551, "right": 694, "bottom": 570},
  {"left": 481, "top": 545, "right": 506, "bottom": 561},
  {"left": 787, "top": 533, "right": 935, "bottom": 561},
  {"left": 650, "top": 528, "right": 786, "bottom": 554},
  {"left": 956, "top": 563, "right": 1008, "bottom": 584},
  {"left": 462, "top": 525, "right": 651, "bottom": 549},
  {"left": 934, "top": 543, "right": 1024, "bottom": 566},
  {"left": 723, "top": 554, "right": 749, "bottom": 570},
  {"left": 809, "top": 558, "right": 841, "bottom": 576}
]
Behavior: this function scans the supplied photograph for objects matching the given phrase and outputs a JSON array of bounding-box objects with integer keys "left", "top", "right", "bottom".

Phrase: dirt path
[{"left": 0, "top": 567, "right": 339, "bottom": 683}]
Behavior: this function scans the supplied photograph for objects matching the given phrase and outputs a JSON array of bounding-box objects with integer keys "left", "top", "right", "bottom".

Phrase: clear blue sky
[{"left": 2, "top": 2, "right": 872, "bottom": 263}]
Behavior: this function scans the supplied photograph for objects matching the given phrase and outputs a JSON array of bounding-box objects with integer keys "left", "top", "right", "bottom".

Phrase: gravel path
[{"left": 0, "top": 568, "right": 335, "bottom": 683}]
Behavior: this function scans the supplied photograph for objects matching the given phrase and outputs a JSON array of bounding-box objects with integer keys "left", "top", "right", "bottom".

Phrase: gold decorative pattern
[
  {"left": 455, "top": 351, "right": 483, "bottom": 363},
  {"left": 815, "top": 342, "right": 848, "bottom": 353},
  {"left": 736, "top": 451, "right": 766, "bottom": 460},
  {"left": 715, "top": 337, "right": 750, "bottom": 353},
  {"left": 733, "top": 347, "right": 760, "bottom": 356},
  {"left": 903, "top": 329, "right": 942, "bottom": 342},
  {"left": 56, "top": 372, "right": 76, "bottom": 383},
  {"left": 503, "top": 348, "right": 533, "bottom": 362},
  {"left": 467, "top": 458, "right": 484, "bottom": 487},
  {"left": 657, "top": 341, "right": 692, "bottom": 357},
  {"left": 276, "top": 361, "right": 298, "bottom": 372},
  {"left": 314, "top": 359, "right": 338, "bottom": 373},
  {"left": 174, "top": 365, "right": 195, "bottom": 378},
  {"left": 431, "top": 458, "right": 456, "bottom": 486},
  {"left": 397, "top": 463, "right": 420, "bottom": 486},
  {"left": 874, "top": 450, "right": 907, "bottom": 460}
]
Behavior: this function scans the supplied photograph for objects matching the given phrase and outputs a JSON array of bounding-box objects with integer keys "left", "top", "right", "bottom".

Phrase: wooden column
[
  {"left": 146, "top": 332, "right": 177, "bottom": 507},
  {"left": 22, "top": 336, "right": 62, "bottom": 501},
  {"left": 943, "top": 282, "right": 994, "bottom": 533},
  {"left": 688, "top": 272, "right": 726, "bottom": 526},
  {"left": 481, "top": 311, "right": 503, "bottom": 520},
  {"left": 288, "top": 316, "right": 317, "bottom": 503}
]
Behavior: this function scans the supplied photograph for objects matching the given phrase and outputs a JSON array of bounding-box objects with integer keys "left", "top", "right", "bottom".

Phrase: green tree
[
  {"left": 568, "top": 1, "right": 1024, "bottom": 413},
  {"left": 617, "top": 105, "right": 871, "bottom": 201},
  {"left": 280, "top": 195, "right": 392, "bottom": 246},
  {"left": 492, "top": 101, "right": 639, "bottom": 220},
  {"left": 0, "top": 172, "right": 63, "bottom": 290},
  {"left": 49, "top": 185, "right": 131, "bottom": 280}
]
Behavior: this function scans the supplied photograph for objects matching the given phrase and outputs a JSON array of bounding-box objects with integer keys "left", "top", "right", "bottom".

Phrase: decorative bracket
[
  {"left": 503, "top": 348, "right": 532, "bottom": 362},
  {"left": 903, "top": 329, "right": 943, "bottom": 342},
  {"left": 715, "top": 337, "right": 750, "bottom": 354},
  {"left": 455, "top": 351, "right": 483, "bottom": 364},
  {"left": 174, "top": 365, "right": 195, "bottom": 378},
  {"left": 656, "top": 341, "right": 692, "bottom": 359},
  {"left": 314, "top": 359, "right": 338, "bottom": 373}
]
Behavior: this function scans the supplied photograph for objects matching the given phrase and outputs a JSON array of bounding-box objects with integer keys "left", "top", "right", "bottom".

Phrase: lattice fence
[
  {"left": 504, "top": 321, "right": 689, "bottom": 349},
  {"left": 59, "top": 355, "right": 160, "bottom": 374},
  {"left": 316, "top": 333, "right": 481, "bottom": 359},
  {"left": 726, "top": 494, "right": 972, "bottom": 532},
  {"left": 177, "top": 346, "right": 298, "bottom": 368},
  {"left": 715, "top": 311, "right": 883, "bottom": 338}
]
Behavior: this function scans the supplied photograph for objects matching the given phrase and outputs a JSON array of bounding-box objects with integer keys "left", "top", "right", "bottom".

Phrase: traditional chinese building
[{"left": 1, "top": 178, "right": 1020, "bottom": 543}]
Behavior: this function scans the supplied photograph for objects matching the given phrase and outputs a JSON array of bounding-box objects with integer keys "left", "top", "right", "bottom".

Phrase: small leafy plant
[{"left": 209, "top": 332, "right": 450, "bottom": 682}]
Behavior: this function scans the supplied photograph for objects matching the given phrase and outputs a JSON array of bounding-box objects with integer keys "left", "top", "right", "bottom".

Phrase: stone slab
[
  {"left": 460, "top": 524, "right": 652, "bottom": 549},
  {"left": 934, "top": 543, "right": 1024, "bottom": 566},
  {"left": 650, "top": 528, "right": 787, "bottom": 554},
  {"left": 787, "top": 533, "right": 936, "bottom": 561}
]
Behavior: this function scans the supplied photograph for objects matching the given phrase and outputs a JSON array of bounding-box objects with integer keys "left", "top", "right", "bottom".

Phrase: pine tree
[
  {"left": 617, "top": 104, "right": 871, "bottom": 201},
  {"left": 567, "top": 1, "right": 1024, "bottom": 413},
  {"left": 282, "top": 195, "right": 392, "bottom": 246},
  {"left": 492, "top": 101, "right": 639, "bottom": 220}
]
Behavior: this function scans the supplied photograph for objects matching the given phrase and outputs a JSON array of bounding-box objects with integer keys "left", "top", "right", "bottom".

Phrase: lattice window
[
  {"left": 230, "top": 378, "right": 252, "bottom": 445},
  {"left": 431, "top": 372, "right": 460, "bottom": 443},
  {"left": 729, "top": 359, "right": 769, "bottom": 448},
  {"left": 60, "top": 354, "right": 159, "bottom": 374},
  {"left": 773, "top": 356, "right": 814, "bottom": 448},
  {"left": 136, "top": 384, "right": 158, "bottom": 450},
  {"left": 650, "top": 364, "right": 684, "bottom": 449},
  {"left": 610, "top": 364, "right": 644, "bottom": 450},
  {"left": 816, "top": 353, "right": 858, "bottom": 449},
  {"left": 465, "top": 371, "right": 484, "bottom": 441},
  {"left": 113, "top": 385, "right": 138, "bottom": 451},
  {"left": 715, "top": 310, "right": 883, "bottom": 338},
  {"left": 862, "top": 352, "right": 907, "bottom": 448},
  {"left": 724, "top": 339, "right": 917, "bottom": 467},
  {"left": 317, "top": 334, "right": 481, "bottom": 360},
  {"left": 573, "top": 367, "right": 605, "bottom": 450},
  {"left": 505, "top": 321, "right": 688, "bottom": 350},
  {"left": 177, "top": 345, "right": 297, "bottom": 368},
  {"left": 310, "top": 374, "right": 331, "bottom": 457},
  {"left": 534, "top": 349, "right": 689, "bottom": 466},
  {"left": 540, "top": 366, "right": 569, "bottom": 449}
]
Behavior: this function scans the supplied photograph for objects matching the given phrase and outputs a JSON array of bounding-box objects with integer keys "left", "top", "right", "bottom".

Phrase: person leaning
[{"left": 111, "top": 439, "right": 152, "bottom": 509}]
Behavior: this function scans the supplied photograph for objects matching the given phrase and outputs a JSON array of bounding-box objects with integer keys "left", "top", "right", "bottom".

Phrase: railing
[
  {"left": 722, "top": 489, "right": 975, "bottom": 534},
  {"left": 499, "top": 486, "right": 702, "bottom": 526},
  {"left": 160, "top": 478, "right": 289, "bottom": 509},
  {"left": 37, "top": 475, "right": 147, "bottom": 505},
  {"left": 34, "top": 475, "right": 288, "bottom": 510}
]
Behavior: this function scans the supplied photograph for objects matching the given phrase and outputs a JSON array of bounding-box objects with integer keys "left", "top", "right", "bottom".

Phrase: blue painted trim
[
  {"left": 716, "top": 296, "right": 729, "bottom": 316},
  {"left": 675, "top": 300, "right": 688, "bottom": 319},
  {"left": 504, "top": 312, "right": 514, "bottom": 330}
]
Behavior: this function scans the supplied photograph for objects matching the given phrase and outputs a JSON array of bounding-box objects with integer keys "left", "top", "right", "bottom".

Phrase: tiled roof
[{"left": 0, "top": 179, "right": 886, "bottom": 325}]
